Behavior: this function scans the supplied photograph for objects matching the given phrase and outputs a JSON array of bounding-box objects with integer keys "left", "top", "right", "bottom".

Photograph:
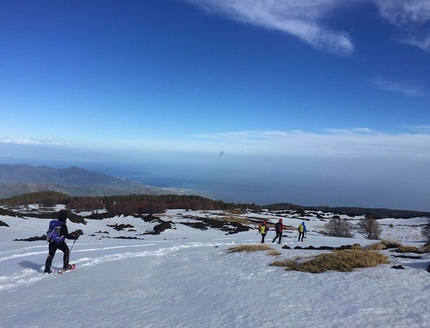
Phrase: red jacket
[{"left": 275, "top": 221, "right": 284, "bottom": 232}]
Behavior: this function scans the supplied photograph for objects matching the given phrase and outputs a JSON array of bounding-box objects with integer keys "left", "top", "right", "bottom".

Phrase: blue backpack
[{"left": 46, "top": 220, "right": 65, "bottom": 243}]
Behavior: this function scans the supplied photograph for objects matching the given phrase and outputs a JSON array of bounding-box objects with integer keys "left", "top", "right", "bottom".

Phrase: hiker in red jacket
[{"left": 272, "top": 218, "right": 284, "bottom": 244}]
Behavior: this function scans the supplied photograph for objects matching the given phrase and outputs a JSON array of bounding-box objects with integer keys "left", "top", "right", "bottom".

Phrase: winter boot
[{"left": 62, "top": 264, "right": 73, "bottom": 271}]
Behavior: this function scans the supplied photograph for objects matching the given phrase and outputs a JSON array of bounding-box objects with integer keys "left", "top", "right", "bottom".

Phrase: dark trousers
[
  {"left": 298, "top": 232, "right": 305, "bottom": 242},
  {"left": 260, "top": 233, "right": 266, "bottom": 243},
  {"left": 44, "top": 242, "right": 70, "bottom": 272},
  {"left": 272, "top": 232, "right": 282, "bottom": 244}
]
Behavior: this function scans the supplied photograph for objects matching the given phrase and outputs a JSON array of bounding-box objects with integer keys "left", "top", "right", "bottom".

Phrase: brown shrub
[
  {"left": 227, "top": 244, "right": 274, "bottom": 253},
  {"left": 366, "top": 242, "right": 387, "bottom": 250},
  {"left": 397, "top": 246, "right": 419, "bottom": 253},
  {"left": 270, "top": 250, "right": 389, "bottom": 273},
  {"left": 381, "top": 240, "right": 402, "bottom": 248}
]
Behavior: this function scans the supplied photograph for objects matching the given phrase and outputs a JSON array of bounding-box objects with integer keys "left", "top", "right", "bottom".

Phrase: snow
[{"left": 0, "top": 209, "right": 429, "bottom": 328}]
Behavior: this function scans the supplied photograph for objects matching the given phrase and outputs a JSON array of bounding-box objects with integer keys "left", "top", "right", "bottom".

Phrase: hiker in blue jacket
[
  {"left": 298, "top": 221, "right": 307, "bottom": 242},
  {"left": 44, "top": 210, "right": 79, "bottom": 273}
]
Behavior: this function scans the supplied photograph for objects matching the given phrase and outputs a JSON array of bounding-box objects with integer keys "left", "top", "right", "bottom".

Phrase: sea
[{"left": 2, "top": 157, "right": 290, "bottom": 206}]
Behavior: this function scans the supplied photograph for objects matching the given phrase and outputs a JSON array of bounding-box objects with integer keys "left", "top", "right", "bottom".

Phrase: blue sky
[{"left": 1, "top": 1, "right": 430, "bottom": 210}]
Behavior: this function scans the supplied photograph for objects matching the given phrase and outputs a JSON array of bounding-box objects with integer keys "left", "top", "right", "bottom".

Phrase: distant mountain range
[{"left": 0, "top": 164, "right": 189, "bottom": 198}]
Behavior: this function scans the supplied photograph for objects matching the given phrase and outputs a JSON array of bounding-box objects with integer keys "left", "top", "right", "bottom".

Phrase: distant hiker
[
  {"left": 272, "top": 219, "right": 284, "bottom": 244},
  {"left": 298, "top": 221, "right": 307, "bottom": 242},
  {"left": 44, "top": 210, "right": 79, "bottom": 273},
  {"left": 258, "top": 221, "right": 269, "bottom": 243}
]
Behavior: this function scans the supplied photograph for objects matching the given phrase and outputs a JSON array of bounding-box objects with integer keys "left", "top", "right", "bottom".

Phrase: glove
[{"left": 72, "top": 235, "right": 79, "bottom": 240}]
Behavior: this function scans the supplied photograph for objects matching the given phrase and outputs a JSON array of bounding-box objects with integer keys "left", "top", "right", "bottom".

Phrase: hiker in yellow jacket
[{"left": 258, "top": 221, "right": 269, "bottom": 243}]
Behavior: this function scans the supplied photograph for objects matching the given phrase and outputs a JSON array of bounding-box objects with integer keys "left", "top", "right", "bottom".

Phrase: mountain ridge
[{"left": 0, "top": 163, "right": 189, "bottom": 198}]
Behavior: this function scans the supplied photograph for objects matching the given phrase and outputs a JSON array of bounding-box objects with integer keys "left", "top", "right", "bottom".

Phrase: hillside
[
  {"left": 0, "top": 164, "right": 188, "bottom": 198},
  {"left": 265, "top": 203, "right": 430, "bottom": 219}
]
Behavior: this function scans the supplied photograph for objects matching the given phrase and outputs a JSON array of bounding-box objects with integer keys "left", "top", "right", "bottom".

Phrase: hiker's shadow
[{"left": 19, "top": 261, "right": 43, "bottom": 273}]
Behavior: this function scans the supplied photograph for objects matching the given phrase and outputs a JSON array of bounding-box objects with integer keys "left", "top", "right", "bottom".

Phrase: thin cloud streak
[
  {"left": 184, "top": 0, "right": 355, "bottom": 55},
  {"left": 0, "top": 137, "right": 70, "bottom": 147},
  {"left": 4, "top": 129, "right": 430, "bottom": 162},
  {"left": 194, "top": 129, "right": 430, "bottom": 159},
  {"left": 371, "top": 77, "right": 425, "bottom": 96}
]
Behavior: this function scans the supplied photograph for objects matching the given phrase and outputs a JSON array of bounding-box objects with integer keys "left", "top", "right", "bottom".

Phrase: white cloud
[
  {"left": 371, "top": 77, "right": 425, "bottom": 96},
  {"left": 5, "top": 129, "right": 430, "bottom": 163},
  {"left": 375, "top": 0, "right": 430, "bottom": 26},
  {"left": 193, "top": 129, "right": 430, "bottom": 159},
  {"left": 374, "top": 0, "right": 430, "bottom": 52},
  {"left": 184, "top": 0, "right": 430, "bottom": 54},
  {"left": 0, "top": 137, "right": 70, "bottom": 146},
  {"left": 407, "top": 35, "right": 430, "bottom": 52},
  {"left": 184, "top": 0, "right": 355, "bottom": 55}
]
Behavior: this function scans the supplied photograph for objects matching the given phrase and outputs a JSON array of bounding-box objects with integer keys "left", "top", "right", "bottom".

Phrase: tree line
[{"left": 0, "top": 190, "right": 261, "bottom": 215}]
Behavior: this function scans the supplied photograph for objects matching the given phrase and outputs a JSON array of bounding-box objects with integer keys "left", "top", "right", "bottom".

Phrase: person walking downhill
[
  {"left": 272, "top": 218, "right": 284, "bottom": 244},
  {"left": 298, "top": 221, "right": 307, "bottom": 242},
  {"left": 258, "top": 221, "right": 269, "bottom": 243},
  {"left": 44, "top": 210, "right": 79, "bottom": 274}
]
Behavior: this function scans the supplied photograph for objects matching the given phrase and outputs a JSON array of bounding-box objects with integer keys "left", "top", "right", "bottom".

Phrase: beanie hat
[
  {"left": 279, "top": 218, "right": 283, "bottom": 222},
  {"left": 58, "top": 211, "right": 68, "bottom": 222}
]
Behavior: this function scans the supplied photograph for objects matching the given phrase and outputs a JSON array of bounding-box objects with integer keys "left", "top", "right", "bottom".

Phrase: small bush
[
  {"left": 227, "top": 244, "right": 274, "bottom": 253},
  {"left": 357, "top": 214, "right": 382, "bottom": 240},
  {"left": 325, "top": 217, "right": 354, "bottom": 237},
  {"left": 270, "top": 250, "right": 389, "bottom": 273}
]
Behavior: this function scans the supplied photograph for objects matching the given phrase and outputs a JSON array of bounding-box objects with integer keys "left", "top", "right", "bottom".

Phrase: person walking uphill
[
  {"left": 44, "top": 210, "right": 79, "bottom": 274},
  {"left": 258, "top": 221, "right": 269, "bottom": 243},
  {"left": 298, "top": 221, "right": 307, "bottom": 242},
  {"left": 272, "top": 219, "right": 284, "bottom": 244}
]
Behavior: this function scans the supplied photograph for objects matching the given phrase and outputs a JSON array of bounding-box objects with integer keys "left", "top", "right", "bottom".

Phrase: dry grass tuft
[
  {"left": 270, "top": 250, "right": 390, "bottom": 273},
  {"left": 227, "top": 244, "right": 274, "bottom": 253},
  {"left": 366, "top": 242, "right": 387, "bottom": 250},
  {"left": 380, "top": 240, "right": 402, "bottom": 248},
  {"left": 397, "top": 245, "right": 419, "bottom": 253},
  {"left": 351, "top": 243, "right": 363, "bottom": 250},
  {"left": 268, "top": 250, "right": 282, "bottom": 256}
]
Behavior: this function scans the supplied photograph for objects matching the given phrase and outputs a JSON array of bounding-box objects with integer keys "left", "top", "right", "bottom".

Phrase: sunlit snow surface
[{"left": 0, "top": 208, "right": 429, "bottom": 328}]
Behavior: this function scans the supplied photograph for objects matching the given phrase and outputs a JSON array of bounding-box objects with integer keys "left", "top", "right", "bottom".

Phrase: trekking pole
[{"left": 65, "top": 239, "right": 77, "bottom": 265}]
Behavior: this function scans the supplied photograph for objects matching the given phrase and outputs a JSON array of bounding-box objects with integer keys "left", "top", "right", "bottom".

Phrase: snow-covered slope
[{"left": 0, "top": 208, "right": 429, "bottom": 328}]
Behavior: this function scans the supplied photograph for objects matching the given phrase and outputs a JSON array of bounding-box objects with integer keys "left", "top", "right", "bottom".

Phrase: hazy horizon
[{"left": 1, "top": 143, "right": 429, "bottom": 212}]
